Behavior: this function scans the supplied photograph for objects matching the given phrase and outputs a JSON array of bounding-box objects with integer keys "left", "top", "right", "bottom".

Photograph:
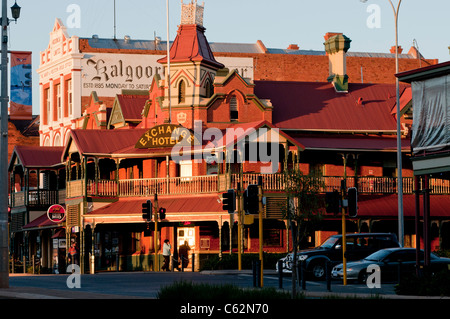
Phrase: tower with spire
[{"left": 157, "top": 0, "right": 224, "bottom": 129}]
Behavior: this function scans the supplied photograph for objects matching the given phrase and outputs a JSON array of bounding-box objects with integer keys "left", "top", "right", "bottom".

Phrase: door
[{"left": 177, "top": 227, "right": 195, "bottom": 269}]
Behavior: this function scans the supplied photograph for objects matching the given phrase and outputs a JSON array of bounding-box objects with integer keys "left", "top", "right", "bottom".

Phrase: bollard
[
  {"left": 191, "top": 253, "right": 195, "bottom": 272},
  {"left": 326, "top": 261, "right": 331, "bottom": 292},
  {"left": 301, "top": 261, "right": 306, "bottom": 290},
  {"left": 256, "top": 260, "right": 261, "bottom": 288},
  {"left": 278, "top": 260, "right": 283, "bottom": 289},
  {"left": 23, "top": 256, "right": 26, "bottom": 273},
  {"left": 252, "top": 261, "right": 257, "bottom": 287}
]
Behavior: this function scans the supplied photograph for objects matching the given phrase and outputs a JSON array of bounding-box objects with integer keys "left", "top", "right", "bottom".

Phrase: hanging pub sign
[
  {"left": 135, "top": 124, "right": 200, "bottom": 149},
  {"left": 47, "top": 204, "right": 66, "bottom": 223}
]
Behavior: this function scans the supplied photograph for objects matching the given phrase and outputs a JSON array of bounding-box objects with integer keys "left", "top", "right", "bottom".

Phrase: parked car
[
  {"left": 276, "top": 233, "right": 400, "bottom": 280},
  {"left": 331, "top": 247, "right": 450, "bottom": 283}
]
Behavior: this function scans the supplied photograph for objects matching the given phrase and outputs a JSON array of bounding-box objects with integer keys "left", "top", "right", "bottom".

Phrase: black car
[
  {"left": 332, "top": 248, "right": 450, "bottom": 283},
  {"left": 276, "top": 233, "right": 400, "bottom": 280}
]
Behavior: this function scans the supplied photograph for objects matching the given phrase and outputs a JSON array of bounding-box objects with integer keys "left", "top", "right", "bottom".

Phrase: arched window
[
  {"left": 178, "top": 80, "right": 186, "bottom": 104},
  {"left": 54, "top": 134, "right": 61, "bottom": 146},
  {"left": 230, "top": 96, "right": 238, "bottom": 121},
  {"left": 205, "top": 79, "right": 213, "bottom": 98}
]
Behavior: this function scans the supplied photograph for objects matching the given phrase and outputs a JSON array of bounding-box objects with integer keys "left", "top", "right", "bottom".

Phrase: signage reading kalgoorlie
[
  {"left": 135, "top": 124, "right": 200, "bottom": 149},
  {"left": 47, "top": 204, "right": 66, "bottom": 223}
]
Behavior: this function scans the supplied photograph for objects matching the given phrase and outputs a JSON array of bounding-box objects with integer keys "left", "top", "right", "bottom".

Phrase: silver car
[{"left": 331, "top": 247, "right": 450, "bottom": 283}]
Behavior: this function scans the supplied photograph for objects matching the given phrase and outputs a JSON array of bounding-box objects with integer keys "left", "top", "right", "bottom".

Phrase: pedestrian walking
[
  {"left": 179, "top": 240, "right": 191, "bottom": 269},
  {"left": 162, "top": 239, "right": 171, "bottom": 271}
]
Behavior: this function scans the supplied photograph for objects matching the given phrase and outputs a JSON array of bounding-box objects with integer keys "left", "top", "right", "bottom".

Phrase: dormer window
[
  {"left": 230, "top": 96, "right": 238, "bottom": 121},
  {"left": 178, "top": 80, "right": 186, "bottom": 104}
]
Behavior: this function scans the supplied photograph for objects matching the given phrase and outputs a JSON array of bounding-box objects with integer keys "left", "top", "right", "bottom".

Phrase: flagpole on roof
[{"left": 166, "top": 0, "right": 171, "bottom": 123}]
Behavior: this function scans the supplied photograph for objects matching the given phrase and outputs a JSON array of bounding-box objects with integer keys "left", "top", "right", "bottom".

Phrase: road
[{"left": 6, "top": 270, "right": 398, "bottom": 299}]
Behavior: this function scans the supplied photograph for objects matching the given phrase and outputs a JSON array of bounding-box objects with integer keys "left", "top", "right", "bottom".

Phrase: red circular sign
[{"left": 47, "top": 204, "right": 66, "bottom": 223}]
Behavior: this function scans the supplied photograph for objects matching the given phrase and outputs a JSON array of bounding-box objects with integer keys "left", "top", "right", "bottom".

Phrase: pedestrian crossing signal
[
  {"left": 347, "top": 187, "right": 358, "bottom": 218},
  {"left": 159, "top": 207, "right": 167, "bottom": 220}
]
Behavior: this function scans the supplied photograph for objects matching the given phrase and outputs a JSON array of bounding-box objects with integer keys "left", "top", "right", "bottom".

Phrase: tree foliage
[{"left": 282, "top": 169, "right": 325, "bottom": 298}]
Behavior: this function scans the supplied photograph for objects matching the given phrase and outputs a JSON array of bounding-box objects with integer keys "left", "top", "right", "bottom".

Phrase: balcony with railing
[
  {"left": 64, "top": 174, "right": 450, "bottom": 199},
  {"left": 10, "top": 189, "right": 67, "bottom": 208}
]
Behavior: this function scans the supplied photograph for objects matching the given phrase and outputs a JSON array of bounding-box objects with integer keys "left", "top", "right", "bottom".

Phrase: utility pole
[
  {"left": 258, "top": 177, "right": 263, "bottom": 287},
  {"left": 0, "top": 0, "right": 10, "bottom": 289}
]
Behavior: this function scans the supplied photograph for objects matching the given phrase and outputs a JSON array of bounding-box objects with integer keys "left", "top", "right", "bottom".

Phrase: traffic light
[
  {"left": 347, "top": 187, "right": 358, "bottom": 218},
  {"left": 325, "top": 190, "right": 340, "bottom": 215},
  {"left": 142, "top": 200, "right": 152, "bottom": 222},
  {"left": 222, "top": 189, "right": 236, "bottom": 214},
  {"left": 244, "top": 184, "right": 259, "bottom": 214},
  {"left": 159, "top": 207, "right": 167, "bottom": 220}
]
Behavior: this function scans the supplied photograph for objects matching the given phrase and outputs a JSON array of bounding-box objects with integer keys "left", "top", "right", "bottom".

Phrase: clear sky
[{"left": 5, "top": 0, "right": 450, "bottom": 115}]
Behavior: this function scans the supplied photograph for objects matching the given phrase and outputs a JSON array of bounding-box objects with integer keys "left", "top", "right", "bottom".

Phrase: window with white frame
[
  {"left": 67, "top": 79, "right": 73, "bottom": 116},
  {"left": 179, "top": 160, "right": 192, "bottom": 181},
  {"left": 45, "top": 88, "right": 50, "bottom": 124},
  {"left": 56, "top": 84, "right": 62, "bottom": 119}
]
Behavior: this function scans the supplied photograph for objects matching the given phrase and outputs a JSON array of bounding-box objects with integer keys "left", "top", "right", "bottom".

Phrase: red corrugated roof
[
  {"left": 391, "top": 86, "right": 412, "bottom": 115},
  {"left": 254, "top": 81, "right": 410, "bottom": 132},
  {"left": 87, "top": 194, "right": 223, "bottom": 216},
  {"left": 23, "top": 212, "right": 64, "bottom": 229},
  {"left": 157, "top": 24, "right": 224, "bottom": 69},
  {"left": 116, "top": 94, "right": 148, "bottom": 120},
  {"left": 68, "top": 121, "right": 304, "bottom": 156},
  {"left": 69, "top": 129, "right": 148, "bottom": 154},
  {"left": 357, "top": 194, "right": 450, "bottom": 218},
  {"left": 295, "top": 134, "right": 410, "bottom": 152},
  {"left": 11, "top": 145, "right": 64, "bottom": 168}
]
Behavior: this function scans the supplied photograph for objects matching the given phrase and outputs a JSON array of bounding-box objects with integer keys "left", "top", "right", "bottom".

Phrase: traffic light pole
[
  {"left": 154, "top": 194, "right": 159, "bottom": 272},
  {"left": 237, "top": 183, "right": 242, "bottom": 271},
  {"left": 341, "top": 180, "right": 347, "bottom": 286},
  {"left": 258, "top": 182, "right": 263, "bottom": 288}
]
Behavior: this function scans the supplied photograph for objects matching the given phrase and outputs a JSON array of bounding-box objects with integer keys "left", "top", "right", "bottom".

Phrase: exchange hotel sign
[
  {"left": 135, "top": 124, "right": 199, "bottom": 149},
  {"left": 81, "top": 53, "right": 253, "bottom": 97}
]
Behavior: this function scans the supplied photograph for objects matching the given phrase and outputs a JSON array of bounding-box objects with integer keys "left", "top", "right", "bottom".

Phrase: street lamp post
[
  {"left": 361, "top": 0, "right": 404, "bottom": 246},
  {"left": 0, "top": 0, "right": 20, "bottom": 289}
]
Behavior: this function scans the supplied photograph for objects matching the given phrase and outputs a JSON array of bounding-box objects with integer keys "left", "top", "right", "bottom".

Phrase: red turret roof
[{"left": 158, "top": 24, "right": 224, "bottom": 69}]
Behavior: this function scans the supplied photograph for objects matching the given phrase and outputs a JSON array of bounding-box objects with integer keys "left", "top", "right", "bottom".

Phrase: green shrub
[
  {"left": 157, "top": 280, "right": 301, "bottom": 300},
  {"left": 395, "top": 270, "right": 450, "bottom": 296}
]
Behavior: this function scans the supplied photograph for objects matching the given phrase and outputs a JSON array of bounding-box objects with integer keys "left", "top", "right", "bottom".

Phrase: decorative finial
[{"left": 181, "top": 0, "right": 204, "bottom": 26}]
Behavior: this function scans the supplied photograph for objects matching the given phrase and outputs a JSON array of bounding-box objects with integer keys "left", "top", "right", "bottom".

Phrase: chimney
[
  {"left": 324, "top": 33, "right": 351, "bottom": 92},
  {"left": 287, "top": 44, "right": 299, "bottom": 50},
  {"left": 390, "top": 45, "right": 403, "bottom": 54}
]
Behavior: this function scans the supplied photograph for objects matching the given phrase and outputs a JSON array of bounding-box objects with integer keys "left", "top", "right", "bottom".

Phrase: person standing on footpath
[
  {"left": 68, "top": 241, "right": 79, "bottom": 265},
  {"left": 162, "top": 239, "right": 171, "bottom": 271}
]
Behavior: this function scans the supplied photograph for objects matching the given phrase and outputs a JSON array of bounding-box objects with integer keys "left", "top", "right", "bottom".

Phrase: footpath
[{"left": 0, "top": 270, "right": 449, "bottom": 300}]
